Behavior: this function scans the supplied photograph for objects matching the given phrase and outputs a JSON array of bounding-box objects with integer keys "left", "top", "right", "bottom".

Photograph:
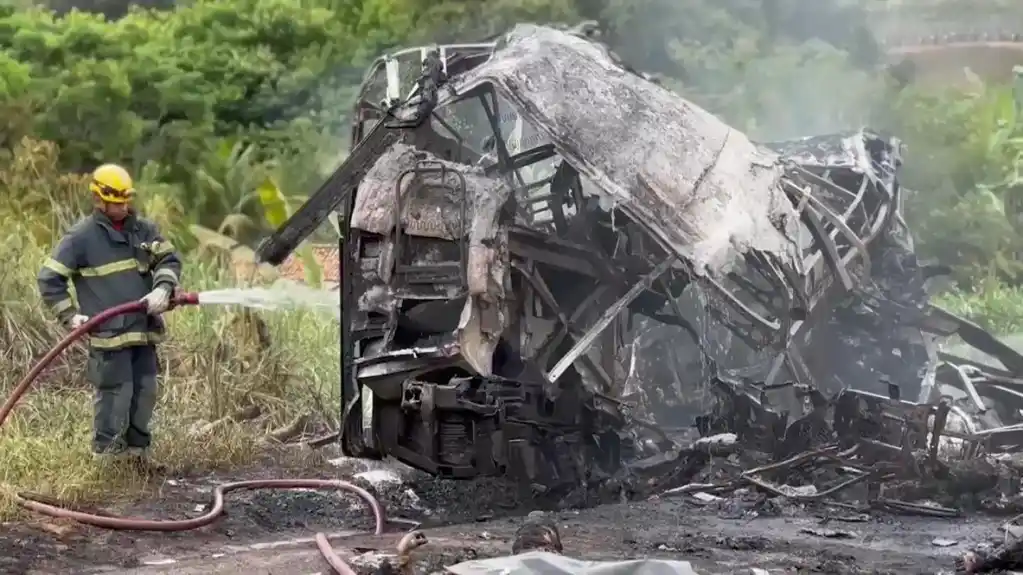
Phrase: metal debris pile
[
  {"left": 638, "top": 386, "right": 967, "bottom": 515},
  {"left": 609, "top": 325, "right": 1023, "bottom": 574},
  {"left": 620, "top": 297, "right": 1023, "bottom": 516}
]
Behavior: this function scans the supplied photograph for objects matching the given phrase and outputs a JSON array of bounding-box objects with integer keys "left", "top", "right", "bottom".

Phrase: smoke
[
  {"left": 594, "top": 0, "right": 888, "bottom": 141},
  {"left": 313, "top": 0, "right": 894, "bottom": 155}
]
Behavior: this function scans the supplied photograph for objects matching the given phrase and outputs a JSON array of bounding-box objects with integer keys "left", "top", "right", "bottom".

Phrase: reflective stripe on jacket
[{"left": 37, "top": 210, "right": 182, "bottom": 350}]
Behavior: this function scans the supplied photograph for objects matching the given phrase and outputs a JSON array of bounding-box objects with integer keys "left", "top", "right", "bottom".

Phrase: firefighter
[{"left": 37, "top": 163, "right": 182, "bottom": 473}]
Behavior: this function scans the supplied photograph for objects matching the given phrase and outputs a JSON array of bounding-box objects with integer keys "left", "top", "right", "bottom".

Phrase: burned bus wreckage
[{"left": 256, "top": 25, "right": 1023, "bottom": 502}]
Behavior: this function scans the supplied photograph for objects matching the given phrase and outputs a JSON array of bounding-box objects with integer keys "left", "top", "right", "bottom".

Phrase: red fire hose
[{"left": 0, "top": 294, "right": 382, "bottom": 575}]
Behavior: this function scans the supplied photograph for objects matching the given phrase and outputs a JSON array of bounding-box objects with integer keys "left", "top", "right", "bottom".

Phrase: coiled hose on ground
[{"left": 0, "top": 296, "right": 384, "bottom": 575}]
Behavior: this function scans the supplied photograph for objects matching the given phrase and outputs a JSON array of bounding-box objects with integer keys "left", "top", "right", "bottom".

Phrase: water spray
[
  {"left": 196, "top": 284, "right": 341, "bottom": 317},
  {"left": 0, "top": 290, "right": 390, "bottom": 575}
]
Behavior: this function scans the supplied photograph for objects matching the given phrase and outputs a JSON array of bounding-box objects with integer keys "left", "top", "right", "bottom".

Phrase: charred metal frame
[
  {"left": 349, "top": 43, "right": 496, "bottom": 147},
  {"left": 255, "top": 26, "right": 1023, "bottom": 492},
  {"left": 258, "top": 37, "right": 907, "bottom": 489},
  {"left": 756, "top": 134, "right": 906, "bottom": 407},
  {"left": 392, "top": 164, "right": 468, "bottom": 285}
]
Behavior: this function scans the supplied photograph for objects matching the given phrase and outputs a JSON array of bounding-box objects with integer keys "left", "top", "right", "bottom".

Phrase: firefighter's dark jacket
[{"left": 37, "top": 209, "right": 182, "bottom": 350}]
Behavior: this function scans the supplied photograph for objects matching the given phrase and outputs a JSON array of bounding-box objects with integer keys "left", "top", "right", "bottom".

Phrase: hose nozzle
[{"left": 171, "top": 290, "right": 200, "bottom": 307}]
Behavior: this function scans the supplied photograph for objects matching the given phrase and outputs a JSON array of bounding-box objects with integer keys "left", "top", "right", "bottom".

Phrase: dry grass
[{"left": 0, "top": 141, "right": 340, "bottom": 520}]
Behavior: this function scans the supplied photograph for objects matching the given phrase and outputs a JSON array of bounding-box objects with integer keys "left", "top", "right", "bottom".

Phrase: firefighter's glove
[
  {"left": 142, "top": 285, "right": 172, "bottom": 315},
  {"left": 69, "top": 314, "right": 89, "bottom": 329}
]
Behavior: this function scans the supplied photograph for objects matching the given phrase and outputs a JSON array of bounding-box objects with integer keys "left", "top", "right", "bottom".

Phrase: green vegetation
[
  {"left": 935, "top": 279, "right": 1023, "bottom": 334},
  {"left": 0, "top": 138, "right": 339, "bottom": 516},
  {"left": 2, "top": 0, "right": 1023, "bottom": 515}
]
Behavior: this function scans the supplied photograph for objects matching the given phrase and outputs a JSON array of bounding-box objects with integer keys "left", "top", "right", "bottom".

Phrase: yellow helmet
[{"left": 90, "top": 164, "right": 135, "bottom": 204}]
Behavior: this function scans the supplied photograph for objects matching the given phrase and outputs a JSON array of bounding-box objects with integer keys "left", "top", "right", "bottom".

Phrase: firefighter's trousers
[{"left": 87, "top": 344, "right": 159, "bottom": 454}]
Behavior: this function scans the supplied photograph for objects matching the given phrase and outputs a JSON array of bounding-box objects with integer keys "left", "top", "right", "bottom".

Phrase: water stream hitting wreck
[{"left": 246, "top": 24, "right": 1023, "bottom": 573}]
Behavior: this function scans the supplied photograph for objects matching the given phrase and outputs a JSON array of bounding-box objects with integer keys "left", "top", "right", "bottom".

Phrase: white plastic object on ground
[{"left": 445, "top": 551, "right": 703, "bottom": 575}]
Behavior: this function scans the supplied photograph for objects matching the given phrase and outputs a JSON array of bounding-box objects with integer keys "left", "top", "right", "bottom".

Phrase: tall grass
[
  {"left": 935, "top": 277, "right": 1023, "bottom": 335},
  {"left": 0, "top": 143, "right": 339, "bottom": 519}
]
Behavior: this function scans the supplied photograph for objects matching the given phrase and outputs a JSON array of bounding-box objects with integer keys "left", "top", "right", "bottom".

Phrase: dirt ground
[{"left": 0, "top": 450, "right": 1009, "bottom": 575}]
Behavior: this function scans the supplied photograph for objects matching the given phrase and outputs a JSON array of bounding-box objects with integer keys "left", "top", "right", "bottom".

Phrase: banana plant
[
  {"left": 188, "top": 224, "right": 280, "bottom": 284},
  {"left": 191, "top": 138, "right": 264, "bottom": 236},
  {"left": 256, "top": 176, "right": 323, "bottom": 287}
]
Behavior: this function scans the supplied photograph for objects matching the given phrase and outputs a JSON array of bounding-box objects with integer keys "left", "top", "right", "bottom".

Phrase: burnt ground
[{"left": 0, "top": 450, "right": 1011, "bottom": 575}]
